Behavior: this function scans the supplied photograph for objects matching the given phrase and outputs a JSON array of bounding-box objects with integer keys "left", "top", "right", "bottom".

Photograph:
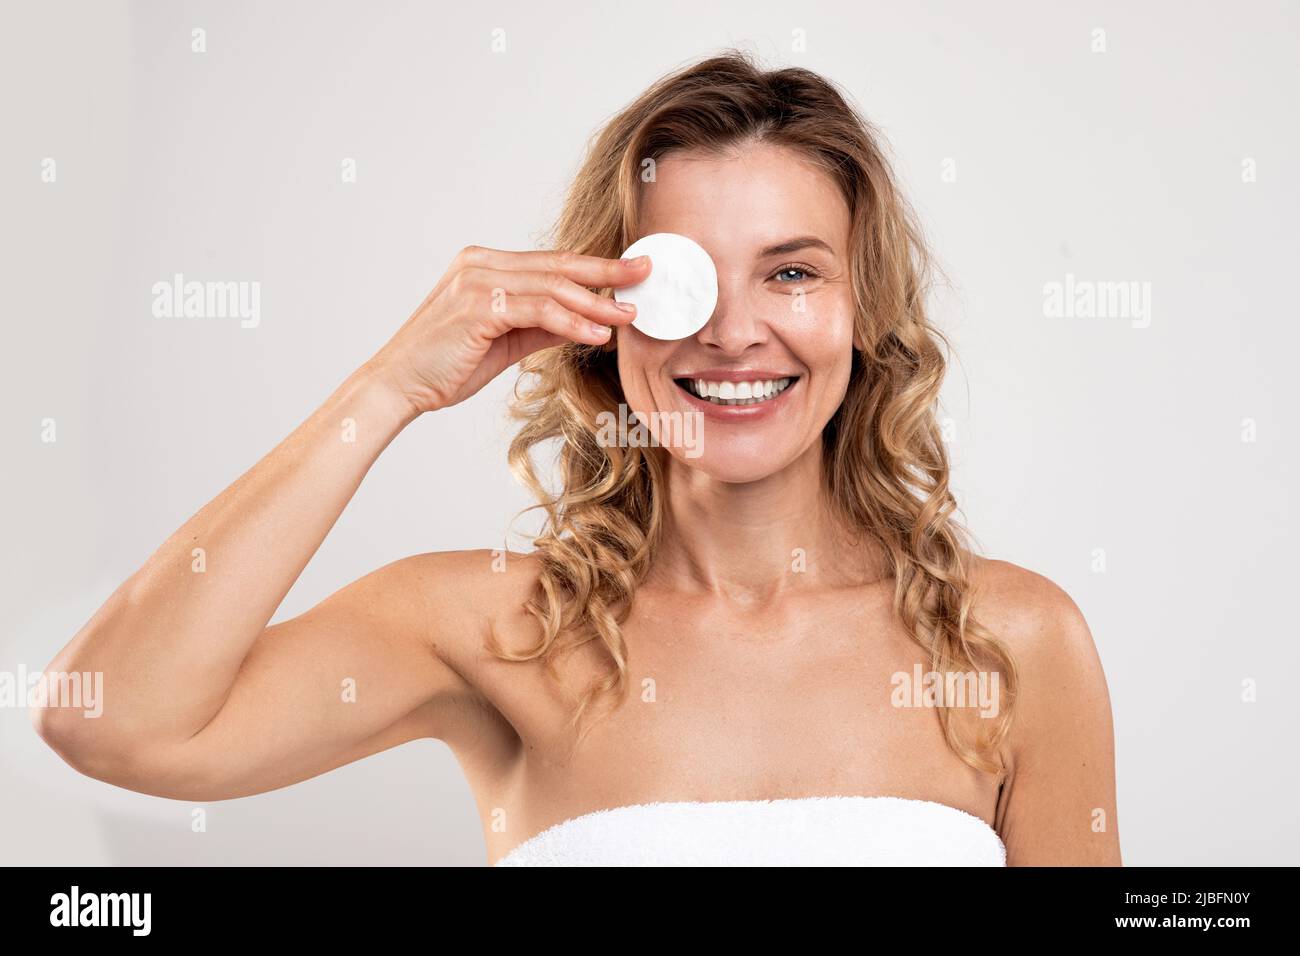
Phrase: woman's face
[{"left": 615, "top": 141, "right": 857, "bottom": 484}]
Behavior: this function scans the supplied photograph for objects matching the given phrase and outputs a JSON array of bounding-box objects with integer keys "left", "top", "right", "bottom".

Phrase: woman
[{"left": 33, "top": 52, "right": 1120, "bottom": 866}]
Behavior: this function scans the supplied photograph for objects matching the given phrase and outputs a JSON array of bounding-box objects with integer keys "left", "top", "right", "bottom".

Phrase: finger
[
  {"left": 455, "top": 244, "right": 652, "bottom": 290},
  {"left": 456, "top": 327, "right": 571, "bottom": 404},
  {"left": 502, "top": 326, "right": 568, "bottom": 366},
  {"left": 466, "top": 267, "right": 638, "bottom": 327},
  {"left": 487, "top": 294, "right": 615, "bottom": 346}
]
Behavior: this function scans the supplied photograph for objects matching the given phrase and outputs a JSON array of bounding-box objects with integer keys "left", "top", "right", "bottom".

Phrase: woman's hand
[{"left": 367, "top": 245, "right": 651, "bottom": 416}]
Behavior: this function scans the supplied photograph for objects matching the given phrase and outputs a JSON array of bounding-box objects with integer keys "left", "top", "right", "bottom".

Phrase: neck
[{"left": 649, "top": 443, "right": 888, "bottom": 601}]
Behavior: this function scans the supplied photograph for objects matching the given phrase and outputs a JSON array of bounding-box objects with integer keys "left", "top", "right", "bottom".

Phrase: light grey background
[{"left": 2, "top": 0, "right": 1296, "bottom": 865}]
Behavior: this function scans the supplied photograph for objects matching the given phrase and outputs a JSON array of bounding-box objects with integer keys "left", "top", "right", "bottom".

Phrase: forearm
[{"left": 39, "top": 363, "right": 416, "bottom": 750}]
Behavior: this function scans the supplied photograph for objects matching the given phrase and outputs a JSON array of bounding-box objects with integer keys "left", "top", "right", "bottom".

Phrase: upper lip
[{"left": 671, "top": 368, "right": 801, "bottom": 381}]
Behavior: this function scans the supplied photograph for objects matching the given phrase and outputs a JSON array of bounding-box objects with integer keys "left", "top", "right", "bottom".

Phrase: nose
[{"left": 695, "top": 272, "right": 768, "bottom": 355}]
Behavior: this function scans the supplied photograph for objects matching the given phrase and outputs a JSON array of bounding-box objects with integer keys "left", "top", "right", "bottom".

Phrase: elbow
[
  {"left": 31, "top": 700, "right": 131, "bottom": 783},
  {"left": 30, "top": 698, "right": 89, "bottom": 762},
  {"left": 31, "top": 703, "right": 214, "bottom": 800}
]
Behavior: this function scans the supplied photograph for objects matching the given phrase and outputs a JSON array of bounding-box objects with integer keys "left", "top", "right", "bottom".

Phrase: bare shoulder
[
  {"left": 967, "top": 556, "right": 1121, "bottom": 863},
  {"left": 379, "top": 547, "right": 546, "bottom": 659},
  {"left": 389, "top": 548, "right": 543, "bottom": 609},
  {"left": 967, "top": 556, "right": 1098, "bottom": 671},
  {"left": 363, "top": 548, "right": 548, "bottom": 750},
  {"left": 966, "top": 556, "right": 1113, "bottom": 758}
]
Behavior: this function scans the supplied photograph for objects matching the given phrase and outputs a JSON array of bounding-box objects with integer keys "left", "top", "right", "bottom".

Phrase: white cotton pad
[{"left": 614, "top": 233, "right": 718, "bottom": 340}]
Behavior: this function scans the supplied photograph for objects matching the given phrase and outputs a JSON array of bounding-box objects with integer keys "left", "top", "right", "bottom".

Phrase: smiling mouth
[{"left": 674, "top": 376, "right": 797, "bottom": 406}]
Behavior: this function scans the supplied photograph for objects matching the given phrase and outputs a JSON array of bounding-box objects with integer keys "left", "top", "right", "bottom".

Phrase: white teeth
[{"left": 680, "top": 377, "right": 794, "bottom": 405}]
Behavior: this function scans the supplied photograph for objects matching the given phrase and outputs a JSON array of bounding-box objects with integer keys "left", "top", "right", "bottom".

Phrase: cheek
[
  {"left": 615, "top": 335, "right": 668, "bottom": 411},
  {"left": 811, "top": 344, "right": 856, "bottom": 418},
  {"left": 779, "top": 294, "right": 857, "bottom": 387}
]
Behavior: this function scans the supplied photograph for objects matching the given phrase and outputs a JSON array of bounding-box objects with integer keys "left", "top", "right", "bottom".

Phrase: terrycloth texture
[{"left": 494, "top": 796, "right": 1006, "bottom": 867}]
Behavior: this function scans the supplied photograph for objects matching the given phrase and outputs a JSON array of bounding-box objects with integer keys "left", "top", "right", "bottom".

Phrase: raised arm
[{"left": 32, "top": 246, "right": 649, "bottom": 801}]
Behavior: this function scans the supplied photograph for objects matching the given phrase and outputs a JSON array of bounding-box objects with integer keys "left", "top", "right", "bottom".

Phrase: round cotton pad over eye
[{"left": 614, "top": 233, "right": 718, "bottom": 340}]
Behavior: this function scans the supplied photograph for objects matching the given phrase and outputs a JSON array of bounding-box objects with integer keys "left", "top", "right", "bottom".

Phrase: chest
[{"left": 469, "top": 586, "right": 998, "bottom": 826}]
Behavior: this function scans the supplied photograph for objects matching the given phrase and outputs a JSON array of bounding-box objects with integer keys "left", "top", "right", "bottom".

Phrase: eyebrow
[{"left": 758, "top": 236, "right": 836, "bottom": 258}]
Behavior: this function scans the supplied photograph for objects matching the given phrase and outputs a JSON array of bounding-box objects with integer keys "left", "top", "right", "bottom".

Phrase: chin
[{"left": 669, "top": 436, "right": 801, "bottom": 484}]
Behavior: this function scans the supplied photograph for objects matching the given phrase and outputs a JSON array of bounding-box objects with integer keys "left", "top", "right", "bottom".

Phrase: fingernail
[
  {"left": 590, "top": 322, "right": 612, "bottom": 338},
  {"left": 615, "top": 301, "right": 636, "bottom": 313},
  {"left": 629, "top": 255, "right": 649, "bottom": 266}
]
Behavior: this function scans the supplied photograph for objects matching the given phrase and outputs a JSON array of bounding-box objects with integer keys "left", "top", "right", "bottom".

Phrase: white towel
[{"left": 494, "top": 795, "right": 1006, "bottom": 866}]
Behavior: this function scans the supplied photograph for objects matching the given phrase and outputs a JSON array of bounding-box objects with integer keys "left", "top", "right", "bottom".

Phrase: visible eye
[{"left": 769, "top": 262, "right": 821, "bottom": 284}]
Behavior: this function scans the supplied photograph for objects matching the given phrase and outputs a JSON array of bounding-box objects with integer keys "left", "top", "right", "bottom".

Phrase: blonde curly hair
[{"left": 499, "top": 50, "right": 1018, "bottom": 776}]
